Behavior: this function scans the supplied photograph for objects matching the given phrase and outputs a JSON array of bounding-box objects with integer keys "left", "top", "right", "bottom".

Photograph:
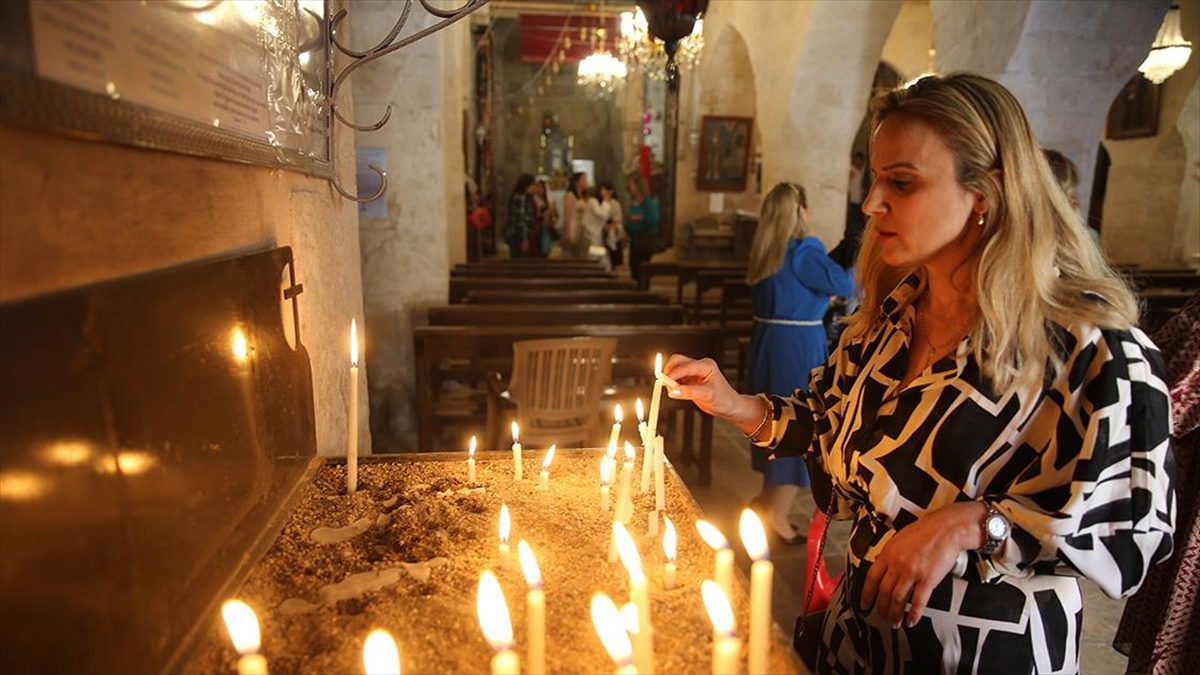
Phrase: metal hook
[
  {"left": 418, "top": 0, "right": 479, "bottom": 19},
  {"left": 330, "top": 1, "right": 413, "bottom": 59},
  {"left": 333, "top": 163, "right": 387, "bottom": 203}
]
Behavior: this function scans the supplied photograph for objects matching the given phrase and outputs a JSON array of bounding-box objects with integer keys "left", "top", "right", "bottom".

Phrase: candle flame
[
  {"left": 622, "top": 440, "right": 635, "bottom": 462},
  {"left": 695, "top": 520, "right": 729, "bottom": 550},
  {"left": 620, "top": 602, "right": 640, "bottom": 635},
  {"left": 600, "top": 457, "right": 612, "bottom": 485},
  {"left": 0, "top": 471, "right": 47, "bottom": 502},
  {"left": 739, "top": 508, "right": 769, "bottom": 561},
  {"left": 613, "top": 522, "right": 644, "bottom": 579},
  {"left": 476, "top": 570, "right": 514, "bottom": 650},
  {"left": 663, "top": 515, "right": 677, "bottom": 562},
  {"left": 613, "top": 403, "right": 623, "bottom": 423},
  {"left": 510, "top": 421, "right": 520, "bottom": 443},
  {"left": 498, "top": 504, "right": 511, "bottom": 544},
  {"left": 701, "top": 580, "right": 736, "bottom": 636},
  {"left": 42, "top": 440, "right": 92, "bottom": 467},
  {"left": 363, "top": 628, "right": 401, "bottom": 675},
  {"left": 590, "top": 593, "right": 633, "bottom": 666},
  {"left": 231, "top": 327, "right": 249, "bottom": 363},
  {"left": 654, "top": 352, "right": 663, "bottom": 377},
  {"left": 469, "top": 435, "right": 476, "bottom": 459},
  {"left": 517, "top": 539, "right": 541, "bottom": 588},
  {"left": 220, "top": 599, "right": 261, "bottom": 655},
  {"left": 635, "top": 397, "right": 645, "bottom": 422},
  {"left": 541, "top": 444, "right": 556, "bottom": 471},
  {"left": 350, "top": 319, "right": 359, "bottom": 366}
]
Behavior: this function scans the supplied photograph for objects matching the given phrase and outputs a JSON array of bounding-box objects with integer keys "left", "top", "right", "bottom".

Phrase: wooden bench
[
  {"left": 693, "top": 268, "right": 749, "bottom": 323},
  {"left": 466, "top": 289, "right": 667, "bottom": 304},
  {"left": 461, "top": 257, "right": 605, "bottom": 267},
  {"left": 427, "top": 304, "right": 686, "bottom": 326},
  {"left": 414, "top": 324, "right": 724, "bottom": 484},
  {"left": 451, "top": 267, "right": 616, "bottom": 278},
  {"left": 721, "top": 280, "right": 754, "bottom": 388},
  {"left": 450, "top": 277, "right": 635, "bottom": 303},
  {"left": 675, "top": 261, "right": 746, "bottom": 304},
  {"left": 639, "top": 260, "right": 679, "bottom": 292}
]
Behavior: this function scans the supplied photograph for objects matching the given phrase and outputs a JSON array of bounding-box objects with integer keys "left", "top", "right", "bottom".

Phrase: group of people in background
[{"left": 504, "top": 170, "right": 660, "bottom": 277}]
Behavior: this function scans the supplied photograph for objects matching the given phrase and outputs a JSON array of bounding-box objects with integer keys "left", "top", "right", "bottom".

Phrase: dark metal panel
[{"left": 0, "top": 247, "right": 317, "bottom": 674}]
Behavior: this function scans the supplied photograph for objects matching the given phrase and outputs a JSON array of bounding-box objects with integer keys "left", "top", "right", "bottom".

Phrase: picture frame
[
  {"left": 697, "top": 115, "right": 753, "bottom": 192},
  {"left": 1106, "top": 74, "right": 1160, "bottom": 140}
]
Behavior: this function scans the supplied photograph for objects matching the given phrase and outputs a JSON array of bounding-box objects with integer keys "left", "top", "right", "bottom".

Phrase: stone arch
[{"left": 1173, "top": 79, "right": 1200, "bottom": 265}]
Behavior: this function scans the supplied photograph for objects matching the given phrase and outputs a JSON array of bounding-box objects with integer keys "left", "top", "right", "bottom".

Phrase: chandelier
[
  {"left": 1138, "top": 5, "right": 1193, "bottom": 84},
  {"left": 618, "top": 7, "right": 703, "bottom": 81},
  {"left": 577, "top": 27, "right": 628, "bottom": 98}
]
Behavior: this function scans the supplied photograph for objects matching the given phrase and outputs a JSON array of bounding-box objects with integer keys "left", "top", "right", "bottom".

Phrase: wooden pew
[
  {"left": 720, "top": 280, "right": 754, "bottom": 388},
  {"left": 450, "top": 277, "right": 635, "bottom": 303},
  {"left": 463, "top": 257, "right": 605, "bottom": 267},
  {"left": 639, "top": 260, "right": 679, "bottom": 292},
  {"left": 414, "top": 324, "right": 723, "bottom": 484},
  {"left": 466, "top": 289, "right": 667, "bottom": 304},
  {"left": 693, "top": 268, "right": 749, "bottom": 323},
  {"left": 427, "top": 304, "right": 686, "bottom": 326},
  {"left": 451, "top": 267, "right": 616, "bottom": 278},
  {"left": 676, "top": 260, "right": 746, "bottom": 304}
]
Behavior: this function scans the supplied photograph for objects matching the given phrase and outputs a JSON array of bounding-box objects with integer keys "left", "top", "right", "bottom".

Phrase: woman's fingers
[
  {"left": 888, "top": 576, "right": 914, "bottom": 628},
  {"left": 906, "top": 576, "right": 935, "bottom": 628},
  {"left": 861, "top": 559, "right": 886, "bottom": 611},
  {"left": 663, "top": 355, "right": 713, "bottom": 384}
]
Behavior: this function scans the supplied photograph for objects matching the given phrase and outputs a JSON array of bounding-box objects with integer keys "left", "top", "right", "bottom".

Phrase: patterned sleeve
[{"left": 978, "top": 327, "right": 1176, "bottom": 599}]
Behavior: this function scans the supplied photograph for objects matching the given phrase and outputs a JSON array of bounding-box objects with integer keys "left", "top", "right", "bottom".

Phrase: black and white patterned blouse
[{"left": 759, "top": 273, "right": 1176, "bottom": 674}]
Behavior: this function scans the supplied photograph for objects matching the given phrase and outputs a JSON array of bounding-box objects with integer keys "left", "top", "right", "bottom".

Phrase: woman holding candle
[
  {"left": 745, "top": 182, "right": 854, "bottom": 545},
  {"left": 662, "top": 74, "right": 1175, "bottom": 673}
]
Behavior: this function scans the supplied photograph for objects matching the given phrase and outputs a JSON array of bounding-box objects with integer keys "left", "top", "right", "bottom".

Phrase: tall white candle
[
  {"left": 518, "top": 541, "right": 546, "bottom": 675},
  {"left": 607, "top": 403, "right": 623, "bottom": 453},
  {"left": 477, "top": 570, "right": 520, "bottom": 675},
  {"left": 662, "top": 516, "right": 677, "bottom": 590},
  {"left": 613, "top": 523, "right": 654, "bottom": 674},
  {"left": 348, "top": 319, "right": 360, "bottom": 494},
  {"left": 740, "top": 510, "right": 773, "bottom": 675},
  {"left": 498, "top": 504, "right": 512, "bottom": 571},
  {"left": 538, "top": 444, "right": 556, "bottom": 491},
  {"left": 591, "top": 593, "right": 637, "bottom": 675},
  {"left": 600, "top": 457, "right": 612, "bottom": 514},
  {"left": 696, "top": 520, "right": 735, "bottom": 601},
  {"left": 648, "top": 354, "right": 665, "bottom": 437},
  {"left": 363, "top": 628, "right": 401, "bottom": 675},
  {"left": 615, "top": 441, "right": 636, "bottom": 523},
  {"left": 702, "top": 581, "right": 741, "bottom": 675},
  {"left": 468, "top": 435, "right": 477, "bottom": 485},
  {"left": 654, "top": 435, "right": 666, "bottom": 512},
  {"left": 221, "top": 599, "right": 269, "bottom": 675},
  {"left": 636, "top": 397, "right": 652, "bottom": 494},
  {"left": 510, "top": 422, "right": 522, "bottom": 481}
]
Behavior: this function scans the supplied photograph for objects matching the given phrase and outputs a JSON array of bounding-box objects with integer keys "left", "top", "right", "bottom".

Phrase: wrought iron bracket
[{"left": 327, "top": 0, "right": 491, "bottom": 202}]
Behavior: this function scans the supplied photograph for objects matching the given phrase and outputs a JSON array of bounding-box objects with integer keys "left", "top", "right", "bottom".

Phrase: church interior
[{"left": 1, "top": 0, "right": 1197, "bottom": 673}]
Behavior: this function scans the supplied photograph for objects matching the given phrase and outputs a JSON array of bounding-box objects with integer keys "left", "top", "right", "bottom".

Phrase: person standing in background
[
  {"left": 625, "top": 172, "right": 661, "bottom": 286},
  {"left": 561, "top": 172, "right": 588, "bottom": 258},
  {"left": 506, "top": 174, "right": 536, "bottom": 258}
]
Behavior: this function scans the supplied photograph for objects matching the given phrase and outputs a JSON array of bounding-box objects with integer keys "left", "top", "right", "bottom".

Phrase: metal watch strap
[{"left": 979, "top": 502, "right": 1004, "bottom": 558}]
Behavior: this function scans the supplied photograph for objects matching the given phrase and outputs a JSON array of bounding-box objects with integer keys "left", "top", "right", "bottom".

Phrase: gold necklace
[{"left": 916, "top": 306, "right": 974, "bottom": 365}]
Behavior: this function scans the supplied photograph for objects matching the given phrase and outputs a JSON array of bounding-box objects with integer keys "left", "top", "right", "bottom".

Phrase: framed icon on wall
[
  {"left": 1106, "top": 74, "right": 1161, "bottom": 140},
  {"left": 697, "top": 115, "right": 753, "bottom": 192}
]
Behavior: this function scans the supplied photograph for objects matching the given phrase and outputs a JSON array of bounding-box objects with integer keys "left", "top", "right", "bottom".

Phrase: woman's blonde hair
[
  {"left": 845, "top": 73, "right": 1138, "bottom": 392},
  {"left": 747, "top": 182, "right": 808, "bottom": 285}
]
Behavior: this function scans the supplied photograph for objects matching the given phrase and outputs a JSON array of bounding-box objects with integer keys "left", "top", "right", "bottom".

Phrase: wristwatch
[{"left": 979, "top": 502, "right": 1010, "bottom": 558}]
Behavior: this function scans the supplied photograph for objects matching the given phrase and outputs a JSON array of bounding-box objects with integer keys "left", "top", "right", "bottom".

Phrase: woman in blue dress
[{"left": 746, "top": 182, "right": 855, "bottom": 542}]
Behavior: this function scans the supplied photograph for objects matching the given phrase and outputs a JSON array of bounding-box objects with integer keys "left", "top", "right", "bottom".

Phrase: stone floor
[{"left": 668, "top": 417, "right": 1131, "bottom": 675}]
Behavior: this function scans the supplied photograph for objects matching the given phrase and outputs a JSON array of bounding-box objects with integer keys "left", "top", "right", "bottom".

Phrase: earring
[{"left": 977, "top": 212, "right": 986, "bottom": 227}]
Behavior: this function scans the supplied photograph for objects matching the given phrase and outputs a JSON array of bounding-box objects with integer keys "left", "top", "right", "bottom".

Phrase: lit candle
[
  {"left": 510, "top": 422, "right": 523, "bottom": 481},
  {"left": 663, "top": 516, "right": 677, "bottom": 590},
  {"left": 654, "top": 436, "right": 666, "bottom": 513},
  {"left": 696, "top": 520, "right": 734, "bottom": 601},
  {"left": 591, "top": 593, "right": 637, "bottom": 675},
  {"left": 647, "top": 354, "right": 665, "bottom": 437},
  {"left": 518, "top": 541, "right": 546, "bottom": 675},
  {"left": 636, "top": 397, "right": 652, "bottom": 494},
  {"left": 498, "top": 504, "right": 512, "bottom": 570},
  {"left": 348, "top": 319, "right": 360, "bottom": 494},
  {"left": 363, "top": 628, "right": 401, "bottom": 675},
  {"left": 600, "top": 457, "right": 612, "bottom": 515},
  {"left": 702, "top": 581, "right": 741, "bottom": 675},
  {"left": 614, "top": 523, "right": 654, "bottom": 675},
  {"left": 539, "top": 444, "right": 556, "bottom": 491},
  {"left": 468, "top": 435, "right": 477, "bottom": 485},
  {"left": 607, "top": 403, "right": 624, "bottom": 453},
  {"left": 220, "top": 599, "right": 268, "bottom": 675},
  {"left": 615, "top": 441, "right": 636, "bottom": 523},
  {"left": 477, "top": 570, "right": 520, "bottom": 675},
  {"left": 740, "top": 509, "right": 773, "bottom": 675}
]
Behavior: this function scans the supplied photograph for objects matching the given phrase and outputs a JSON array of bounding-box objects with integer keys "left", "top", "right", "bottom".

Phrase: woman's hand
[
  {"left": 860, "top": 501, "right": 986, "bottom": 628},
  {"left": 664, "top": 355, "right": 766, "bottom": 434}
]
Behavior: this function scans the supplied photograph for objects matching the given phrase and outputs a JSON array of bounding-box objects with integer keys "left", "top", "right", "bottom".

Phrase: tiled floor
[{"left": 668, "top": 416, "right": 1131, "bottom": 675}]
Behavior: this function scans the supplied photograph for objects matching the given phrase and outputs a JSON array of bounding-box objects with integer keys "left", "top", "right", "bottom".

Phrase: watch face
[{"left": 986, "top": 514, "right": 1009, "bottom": 539}]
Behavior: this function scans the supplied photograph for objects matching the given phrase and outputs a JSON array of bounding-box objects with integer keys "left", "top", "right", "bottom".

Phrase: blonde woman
[
  {"left": 663, "top": 74, "right": 1174, "bottom": 673},
  {"left": 746, "top": 182, "right": 854, "bottom": 545}
]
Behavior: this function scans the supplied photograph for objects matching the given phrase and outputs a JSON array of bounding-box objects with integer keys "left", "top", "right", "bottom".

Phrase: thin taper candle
[
  {"left": 510, "top": 421, "right": 522, "bottom": 481},
  {"left": 347, "top": 319, "right": 360, "bottom": 494}
]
